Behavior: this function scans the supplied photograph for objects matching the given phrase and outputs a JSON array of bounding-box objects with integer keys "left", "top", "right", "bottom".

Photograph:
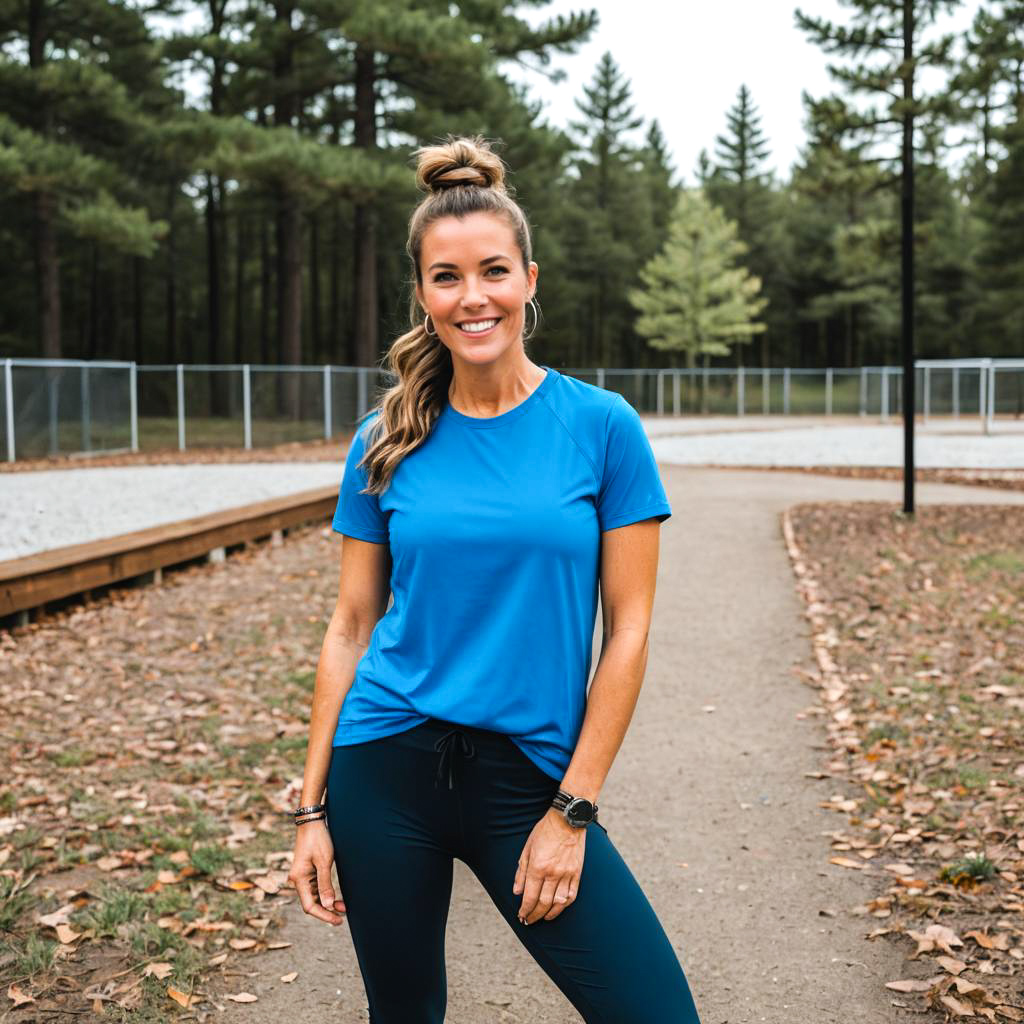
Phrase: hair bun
[{"left": 414, "top": 134, "right": 509, "bottom": 195}]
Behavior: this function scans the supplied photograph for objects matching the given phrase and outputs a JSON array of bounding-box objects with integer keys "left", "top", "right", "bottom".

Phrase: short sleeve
[
  {"left": 332, "top": 414, "right": 389, "bottom": 543},
  {"left": 596, "top": 395, "right": 672, "bottom": 532}
]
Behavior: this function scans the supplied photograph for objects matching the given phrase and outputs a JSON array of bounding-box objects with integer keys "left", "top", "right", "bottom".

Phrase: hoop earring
[
  {"left": 423, "top": 312, "right": 437, "bottom": 337},
  {"left": 523, "top": 298, "right": 539, "bottom": 341}
]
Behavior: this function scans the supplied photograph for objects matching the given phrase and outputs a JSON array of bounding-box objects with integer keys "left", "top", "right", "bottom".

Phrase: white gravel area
[
  {"left": 650, "top": 424, "right": 1024, "bottom": 469},
  {"left": 1, "top": 462, "right": 343, "bottom": 562}
]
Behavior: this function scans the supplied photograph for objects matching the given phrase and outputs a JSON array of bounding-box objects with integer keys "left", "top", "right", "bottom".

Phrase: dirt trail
[{"left": 229, "top": 470, "right": 1024, "bottom": 1024}]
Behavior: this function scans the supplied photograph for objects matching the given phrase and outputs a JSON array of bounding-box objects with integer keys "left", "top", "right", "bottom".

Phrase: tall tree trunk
[
  {"left": 329, "top": 201, "right": 342, "bottom": 363},
  {"left": 260, "top": 213, "right": 272, "bottom": 366},
  {"left": 234, "top": 212, "right": 247, "bottom": 363},
  {"left": 310, "top": 210, "right": 321, "bottom": 363},
  {"left": 133, "top": 256, "right": 144, "bottom": 363},
  {"left": 352, "top": 44, "right": 378, "bottom": 367},
  {"left": 165, "top": 183, "right": 178, "bottom": 363},
  {"left": 87, "top": 245, "right": 99, "bottom": 360},
  {"left": 28, "top": 0, "right": 60, "bottom": 358}
]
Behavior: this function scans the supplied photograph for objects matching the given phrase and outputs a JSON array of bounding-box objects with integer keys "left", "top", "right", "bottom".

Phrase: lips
[{"left": 456, "top": 317, "right": 502, "bottom": 336}]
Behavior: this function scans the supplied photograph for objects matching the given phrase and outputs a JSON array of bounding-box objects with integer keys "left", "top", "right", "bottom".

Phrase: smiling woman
[{"left": 287, "top": 134, "right": 704, "bottom": 1024}]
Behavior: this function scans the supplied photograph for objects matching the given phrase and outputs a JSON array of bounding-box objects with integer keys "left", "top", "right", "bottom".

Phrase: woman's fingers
[
  {"left": 522, "top": 873, "right": 560, "bottom": 926},
  {"left": 289, "top": 856, "right": 347, "bottom": 926},
  {"left": 543, "top": 874, "right": 577, "bottom": 921}
]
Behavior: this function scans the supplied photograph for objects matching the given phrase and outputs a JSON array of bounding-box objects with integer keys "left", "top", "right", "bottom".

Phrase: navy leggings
[{"left": 325, "top": 717, "right": 702, "bottom": 1023}]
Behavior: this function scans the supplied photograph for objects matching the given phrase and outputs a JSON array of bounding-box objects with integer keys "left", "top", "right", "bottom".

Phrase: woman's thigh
[
  {"left": 326, "top": 730, "right": 458, "bottom": 1024},
  {"left": 459, "top": 734, "right": 703, "bottom": 1023}
]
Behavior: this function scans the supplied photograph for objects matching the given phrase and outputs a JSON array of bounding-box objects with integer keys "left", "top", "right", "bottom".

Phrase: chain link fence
[{"left": 3, "top": 357, "right": 1022, "bottom": 462}]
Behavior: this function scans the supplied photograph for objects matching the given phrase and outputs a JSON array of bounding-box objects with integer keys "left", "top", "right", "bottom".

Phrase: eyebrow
[{"left": 427, "top": 255, "right": 510, "bottom": 272}]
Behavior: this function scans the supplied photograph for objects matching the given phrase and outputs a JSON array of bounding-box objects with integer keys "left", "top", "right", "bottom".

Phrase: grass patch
[{"left": 1, "top": 933, "right": 58, "bottom": 979}]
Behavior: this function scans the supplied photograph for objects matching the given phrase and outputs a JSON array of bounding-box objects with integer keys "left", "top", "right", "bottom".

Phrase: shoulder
[{"left": 538, "top": 372, "right": 629, "bottom": 479}]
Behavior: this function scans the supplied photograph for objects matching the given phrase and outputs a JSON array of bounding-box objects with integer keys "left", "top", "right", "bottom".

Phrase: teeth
[{"left": 460, "top": 319, "right": 498, "bottom": 333}]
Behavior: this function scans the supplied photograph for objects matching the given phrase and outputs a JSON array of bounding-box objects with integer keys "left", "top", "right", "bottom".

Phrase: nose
[{"left": 459, "top": 275, "right": 487, "bottom": 310}]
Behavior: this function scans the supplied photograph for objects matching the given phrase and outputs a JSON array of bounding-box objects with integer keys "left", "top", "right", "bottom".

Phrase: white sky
[{"left": 506, "top": 0, "right": 985, "bottom": 184}]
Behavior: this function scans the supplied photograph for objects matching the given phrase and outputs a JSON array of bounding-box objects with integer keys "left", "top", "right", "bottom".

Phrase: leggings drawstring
[{"left": 433, "top": 728, "right": 476, "bottom": 790}]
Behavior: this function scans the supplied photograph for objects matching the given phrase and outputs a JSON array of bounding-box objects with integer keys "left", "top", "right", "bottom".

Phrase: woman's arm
[
  {"left": 558, "top": 517, "right": 663, "bottom": 806},
  {"left": 298, "top": 534, "right": 392, "bottom": 808}
]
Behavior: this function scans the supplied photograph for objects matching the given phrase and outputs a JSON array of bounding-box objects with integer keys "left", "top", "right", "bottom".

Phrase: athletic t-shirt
[{"left": 329, "top": 365, "right": 672, "bottom": 781}]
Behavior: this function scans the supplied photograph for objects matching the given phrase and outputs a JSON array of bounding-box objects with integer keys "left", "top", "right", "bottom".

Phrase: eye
[{"left": 432, "top": 266, "right": 509, "bottom": 283}]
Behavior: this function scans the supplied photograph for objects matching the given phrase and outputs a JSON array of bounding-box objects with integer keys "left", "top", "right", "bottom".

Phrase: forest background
[{"left": 1, "top": 0, "right": 1022, "bottom": 374}]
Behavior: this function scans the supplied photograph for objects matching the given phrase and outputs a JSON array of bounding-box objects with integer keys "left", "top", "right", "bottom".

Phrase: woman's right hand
[{"left": 288, "top": 821, "right": 347, "bottom": 926}]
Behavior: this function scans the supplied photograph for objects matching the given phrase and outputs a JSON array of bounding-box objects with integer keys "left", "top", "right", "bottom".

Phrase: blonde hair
[{"left": 355, "top": 134, "right": 536, "bottom": 495}]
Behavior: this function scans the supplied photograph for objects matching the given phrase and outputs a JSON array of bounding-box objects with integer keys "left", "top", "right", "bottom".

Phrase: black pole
[{"left": 901, "top": 0, "right": 915, "bottom": 516}]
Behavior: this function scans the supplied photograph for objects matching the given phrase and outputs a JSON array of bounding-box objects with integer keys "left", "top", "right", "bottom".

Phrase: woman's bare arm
[{"left": 299, "top": 534, "right": 392, "bottom": 807}]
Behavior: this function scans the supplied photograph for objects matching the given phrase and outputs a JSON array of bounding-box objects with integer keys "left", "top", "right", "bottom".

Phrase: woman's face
[{"left": 416, "top": 211, "right": 538, "bottom": 367}]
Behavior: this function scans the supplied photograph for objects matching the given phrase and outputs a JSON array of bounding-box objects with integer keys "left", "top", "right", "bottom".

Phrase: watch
[{"left": 551, "top": 788, "right": 599, "bottom": 828}]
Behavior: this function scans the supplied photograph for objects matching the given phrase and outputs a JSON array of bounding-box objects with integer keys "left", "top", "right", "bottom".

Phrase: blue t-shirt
[{"left": 330, "top": 365, "right": 672, "bottom": 781}]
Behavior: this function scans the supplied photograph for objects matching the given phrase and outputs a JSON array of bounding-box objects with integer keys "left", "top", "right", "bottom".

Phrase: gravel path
[
  {"left": 224, "top": 470, "right": 1024, "bottom": 1024},
  {"left": 0, "top": 463, "right": 342, "bottom": 561}
]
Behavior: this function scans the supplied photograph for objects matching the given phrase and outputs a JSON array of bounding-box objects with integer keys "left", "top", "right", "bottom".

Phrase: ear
[
  {"left": 415, "top": 282, "right": 425, "bottom": 310},
  {"left": 527, "top": 261, "right": 538, "bottom": 301}
]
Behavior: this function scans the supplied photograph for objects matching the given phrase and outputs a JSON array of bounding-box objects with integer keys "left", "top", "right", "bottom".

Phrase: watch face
[{"left": 566, "top": 798, "right": 594, "bottom": 826}]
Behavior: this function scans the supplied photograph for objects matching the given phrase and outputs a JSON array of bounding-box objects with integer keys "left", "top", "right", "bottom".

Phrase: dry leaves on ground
[
  {"left": 784, "top": 501, "right": 1024, "bottom": 1021},
  {"left": 0, "top": 521, "right": 343, "bottom": 1019}
]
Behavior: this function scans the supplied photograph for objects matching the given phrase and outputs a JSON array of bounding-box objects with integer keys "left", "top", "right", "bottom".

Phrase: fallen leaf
[
  {"left": 885, "top": 979, "right": 933, "bottom": 993},
  {"left": 226, "top": 992, "right": 259, "bottom": 1003},
  {"left": 143, "top": 963, "right": 173, "bottom": 980},
  {"left": 280, "top": 972, "right": 298, "bottom": 983},
  {"left": 167, "top": 986, "right": 199, "bottom": 1008},
  {"left": 7, "top": 984, "right": 34, "bottom": 1007},
  {"left": 229, "top": 938, "right": 257, "bottom": 950},
  {"left": 55, "top": 923, "right": 81, "bottom": 944}
]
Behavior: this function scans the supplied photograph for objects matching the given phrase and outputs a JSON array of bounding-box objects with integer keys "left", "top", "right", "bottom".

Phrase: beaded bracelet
[{"left": 293, "top": 804, "right": 326, "bottom": 818}]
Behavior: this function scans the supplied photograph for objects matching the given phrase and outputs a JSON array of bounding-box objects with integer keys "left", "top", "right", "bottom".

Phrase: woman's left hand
[{"left": 513, "top": 808, "right": 586, "bottom": 925}]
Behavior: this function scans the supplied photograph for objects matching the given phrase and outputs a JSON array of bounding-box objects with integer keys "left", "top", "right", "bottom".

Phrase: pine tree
[{"left": 629, "top": 188, "right": 767, "bottom": 388}]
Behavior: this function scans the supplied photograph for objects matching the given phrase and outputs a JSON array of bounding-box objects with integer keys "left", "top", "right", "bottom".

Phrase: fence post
[
  {"left": 243, "top": 364, "right": 252, "bottom": 450},
  {"left": 656, "top": 370, "right": 664, "bottom": 416},
  {"left": 176, "top": 363, "right": 186, "bottom": 451},
  {"left": 596, "top": 367, "right": 605, "bottom": 390},
  {"left": 783, "top": 367, "right": 790, "bottom": 415},
  {"left": 825, "top": 367, "right": 833, "bottom": 415},
  {"left": 81, "top": 364, "right": 92, "bottom": 453},
  {"left": 672, "top": 370, "right": 680, "bottom": 416},
  {"left": 323, "top": 365, "right": 332, "bottom": 439},
  {"left": 979, "top": 361, "right": 988, "bottom": 435},
  {"left": 737, "top": 367, "right": 744, "bottom": 416},
  {"left": 881, "top": 368, "right": 890, "bottom": 421},
  {"left": 4, "top": 359, "right": 14, "bottom": 462},
  {"left": 859, "top": 367, "right": 866, "bottom": 416},
  {"left": 923, "top": 366, "right": 930, "bottom": 423},
  {"left": 762, "top": 368, "right": 770, "bottom": 415},
  {"left": 986, "top": 361, "right": 995, "bottom": 435},
  {"left": 357, "top": 367, "right": 368, "bottom": 419},
  {"left": 952, "top": 367, "right": 959, "bottom": 419},
  {"left": 129, "top": 362, "right": 139, "bottom": 452}
]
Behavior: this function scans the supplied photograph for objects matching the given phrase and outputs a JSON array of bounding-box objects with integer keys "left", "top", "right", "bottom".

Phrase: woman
[{"left": 288, "top": 134, "right": 703, "bottom": 1024}]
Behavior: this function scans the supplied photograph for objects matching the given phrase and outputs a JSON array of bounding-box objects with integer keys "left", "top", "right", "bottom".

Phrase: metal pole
[
  {"left": 176, "top": 363, "right": 186, "bottom": 451},
  {"left": 323, "top": 365, "right": 332, "bottom": 439},
  {"left": 825, "top": 367, "right": 833, "bottom": 416},
  {"left": 656, "top": 370, "right": 664, "bottom": 416},
  {"left": 737, "top": 367, "right": 744, "bottom": 416},
  {"left": 81, "top": 364, "right": 92, "bottom": 453},
  {"left": 596, "top": 367, "right": 605, "bottom": 390},
  {"left": 986, "top": 361, "right": 995, "bottom": 435},
  {"left": 783, "top": 367, "right": 790, "bottom": 415},
  {"left": 923, "top": 366, "right": 930, "bottom": 424},
  {"left": 243, "top": 364, "right": 252, "bottom": 450},
  {"left": 4, "top": 359, "right": 14, "bottom": 462},
  {"left": 672, "top": 370, "right": 680, "bottom": 416},
  {"left": 980, "top": 362, "right": 988, "bottom": 436},
  {"left": 129, "top": 362, "right": 139, "bottom": 452},
  {"left": 357, "top": 367, "right": 368, "bottom": 419},
  {"left": 881, "top": 368, "right": 890, "bottom": 421},
  {"left": 952, "top": 366, "right": 959, "bottom": 419},
  {"left": 859, "top": 366, "right": 867, "bottom": 417},
  {"left": 762, "top": 368, "right": 770, "bottom": 415}
]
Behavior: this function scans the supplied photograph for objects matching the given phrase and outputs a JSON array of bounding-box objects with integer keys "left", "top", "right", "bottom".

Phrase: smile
[{"left": 456, "top": 318, "right": 502, "bottom": 336}]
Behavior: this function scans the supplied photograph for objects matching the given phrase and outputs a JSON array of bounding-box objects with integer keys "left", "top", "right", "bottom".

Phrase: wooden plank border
[{"left": 0, "top": 486, "right": 339, "bottom": 617}]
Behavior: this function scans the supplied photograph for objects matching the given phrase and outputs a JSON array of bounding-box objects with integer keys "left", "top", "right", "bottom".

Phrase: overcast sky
[{"left": 505, "top": 0, "right": 984, "bottom": 184}]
